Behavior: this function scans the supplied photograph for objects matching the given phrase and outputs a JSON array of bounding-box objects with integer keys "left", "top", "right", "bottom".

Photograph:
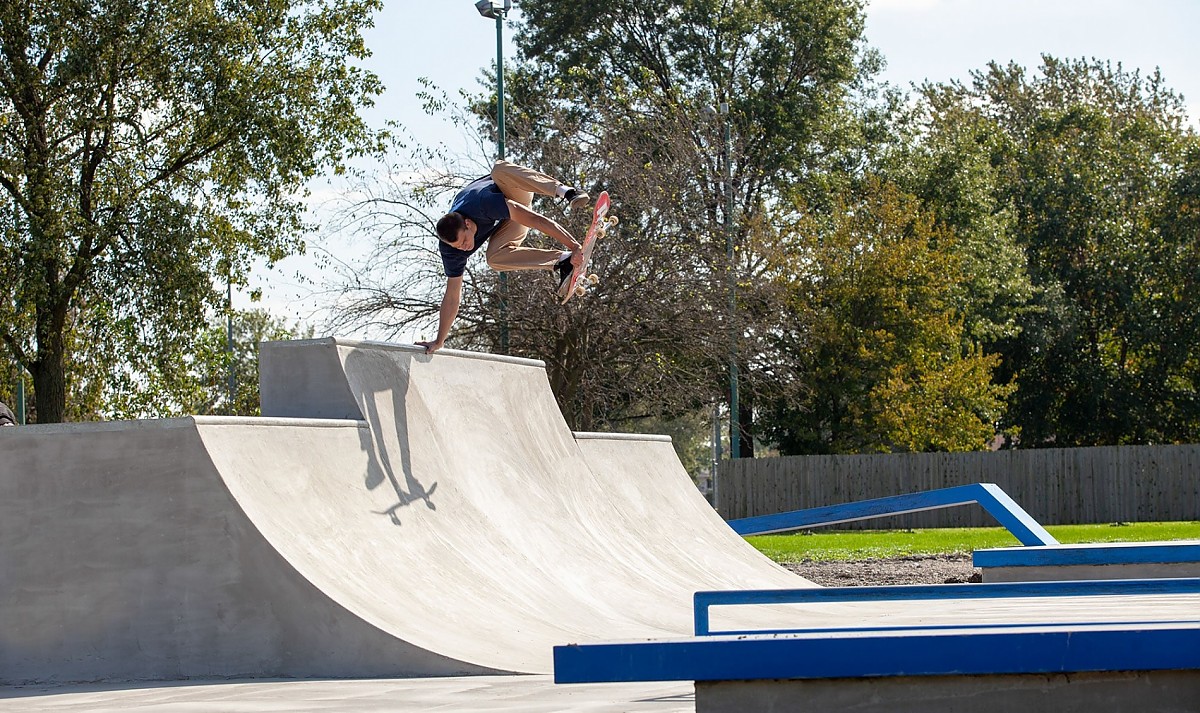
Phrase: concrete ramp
[
  {"left": 253, "top": 339, "right": 807, "bottom": 670},
  {"left": 0, "top": 339, "right": 804, "bottom": 684}
]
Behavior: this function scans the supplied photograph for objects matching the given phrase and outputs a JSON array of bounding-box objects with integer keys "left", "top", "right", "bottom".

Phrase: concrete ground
[{"left": 0, "top": 676, "right": 694, "bottom": 713}]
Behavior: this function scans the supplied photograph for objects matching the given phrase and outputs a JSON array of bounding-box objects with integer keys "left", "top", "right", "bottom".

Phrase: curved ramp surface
[
  {"left": 0, "top": 339, "right": 805, "bottom": 684},
  {"left": 254, "top": 339, "right": 808, "bottom": 674}
]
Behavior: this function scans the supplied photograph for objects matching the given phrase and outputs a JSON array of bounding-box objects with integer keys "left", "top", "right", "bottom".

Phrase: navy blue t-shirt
[{"left": 439, "top": 175, "right": 511, "bottom": 278}]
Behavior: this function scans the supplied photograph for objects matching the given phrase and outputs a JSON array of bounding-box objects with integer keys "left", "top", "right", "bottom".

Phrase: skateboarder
[
  {"left": 417, "top": 160, "right": 591, "bottom": 354},
  {"left": 0, "top": 401, "right": 16, "bottom": 427}
]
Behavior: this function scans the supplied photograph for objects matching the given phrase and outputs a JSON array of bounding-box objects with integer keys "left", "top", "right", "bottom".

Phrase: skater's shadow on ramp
[{"left": 346, "top": 349, "right": 438, "bottom": 525}]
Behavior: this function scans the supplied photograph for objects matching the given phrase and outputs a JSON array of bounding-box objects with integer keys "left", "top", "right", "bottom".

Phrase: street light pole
[
  {"left": 712, "top": 400, "right": 721, "bottom": 509},
  {"left": 15, "top": 366, "right": 24, "bottom": 425},
  {"left": 11, "top": 197, "right": 26, "bottom": 425},
  {"left": 227, "top": 272, "right": 235, "bottom": 414},
  {"left": 722, "top": 102, "right": 740, "bottom": 460},
  {"left": 477, "top": 0, "right": 511, "bottom": 353},
  {"left": 495, "top": 11, "right": 506, "bottom": 161},
  {"left": 495, "top": 7, "right": 508, "bottom": 353}
]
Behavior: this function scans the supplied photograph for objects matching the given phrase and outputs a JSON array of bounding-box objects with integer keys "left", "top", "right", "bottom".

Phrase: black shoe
[
  {"left": 563, "top": 187, "right": 591, "bottom": 211},
  {"left": 555, "top": 255, "right": 575, "bottom": 291}
]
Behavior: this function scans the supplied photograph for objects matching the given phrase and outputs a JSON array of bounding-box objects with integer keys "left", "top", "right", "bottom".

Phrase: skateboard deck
[{"left": 560, "top": 190, "right": 615, "bottom": 304}]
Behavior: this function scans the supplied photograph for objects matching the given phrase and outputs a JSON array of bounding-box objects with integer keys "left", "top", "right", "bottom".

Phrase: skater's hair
[{"left": 436, "top": 212, "right": 467, "bottom": 244}]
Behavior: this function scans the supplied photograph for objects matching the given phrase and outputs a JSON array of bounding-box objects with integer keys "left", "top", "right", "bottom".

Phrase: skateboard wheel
[
  {"left": 597, "top": 228, "right": 606, "bottom": 239},
  {"left": 575, "top": 285, "right": 587, "bottom": 297},
  {"left": 607, "top": 216, "right": 619, "bottom": 226},
  {"left": 587, "top": 274, "right": 599, "bottom": 285}
]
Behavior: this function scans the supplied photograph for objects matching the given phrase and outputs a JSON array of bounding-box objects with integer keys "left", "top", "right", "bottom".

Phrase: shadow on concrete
[
  {"left": 345, "top": 347, "right": 438, "bottom": 525},
  {"left": 634, "top": 692, "right": 696, "bottom": 703}
]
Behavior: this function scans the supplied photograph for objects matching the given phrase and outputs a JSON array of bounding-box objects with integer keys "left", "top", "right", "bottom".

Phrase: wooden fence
[{"left": 716, "top": 445, "right": 1200, "bottom": 528}]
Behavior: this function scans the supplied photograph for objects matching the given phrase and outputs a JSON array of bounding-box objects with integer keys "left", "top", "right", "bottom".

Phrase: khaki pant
[{"left": 485, "top": 160, "right": 566, "bottom": 272}]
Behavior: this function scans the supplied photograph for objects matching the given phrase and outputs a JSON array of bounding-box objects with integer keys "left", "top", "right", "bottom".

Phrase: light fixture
[{"left": 475, "top": 0, "right": 511, "bottom": 20}]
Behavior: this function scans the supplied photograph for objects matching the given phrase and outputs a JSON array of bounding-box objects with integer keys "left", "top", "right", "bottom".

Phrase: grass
[{"left": 747, "top": 521, "right": 1200, "bottom": 563}]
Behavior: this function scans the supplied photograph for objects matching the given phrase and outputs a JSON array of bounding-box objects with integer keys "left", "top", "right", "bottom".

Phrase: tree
[
  {"left": 881, "top": 85, "right": 1035, "bottom": 350},
  {"left": 194, "top": 308, "right": 313, "bottom": 417},
  {"left": 0, "top": 0, "right": 382, "bottom": 422},
  {"left": 909, "top": 57, "right": 1200, "bottom": 445},
  {"left": 760, "top": 179, "right": 1012, "bottom": 454},
  {"left": 496, "top": 0, "right": 878, "bottom": 448},
  {"left": 100, "top": 307, "right": 310, "bottom": 419}
]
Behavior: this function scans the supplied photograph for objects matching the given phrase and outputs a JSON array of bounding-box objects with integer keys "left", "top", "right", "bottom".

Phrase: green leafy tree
[
  {"left": 97, "top": 306, "right": 312, "bottom": 418},
  {"left": 882, "top": 87, "right": 1035, "bottom": 349},
  {"left": 911, "top": 57, "right": 1200, "bottom": 445},
  {"left": 194, "top": 308, "right": 313, "bottom": 417},
  {"left": 0, "top": 0, "right": 382, "bottom": 422},
  {"left": 761, "top": 179, "right": 1012, "bottom": 454},
  {"left": 1143, "top": 145, "right": 1200, "bottom": 439}
]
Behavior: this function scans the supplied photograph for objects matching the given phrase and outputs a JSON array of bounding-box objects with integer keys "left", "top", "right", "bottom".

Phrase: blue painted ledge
[
  {"left": 554, "top": 625, "right": 1200, "bottom": 684},
  {"left": 729, "top": 483, "right": 1057, "bottom": 546},
  {"left": 974, "top": 540, "right": 1200, "bottom": 568},
  {"left": 555, "top": 577, "right": 1200, "bottom": 685}
]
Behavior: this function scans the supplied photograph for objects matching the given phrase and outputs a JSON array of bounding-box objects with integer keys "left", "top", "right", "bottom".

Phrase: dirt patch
[{"left": 784, "top": 554, "right": 982, "bottom": 587}]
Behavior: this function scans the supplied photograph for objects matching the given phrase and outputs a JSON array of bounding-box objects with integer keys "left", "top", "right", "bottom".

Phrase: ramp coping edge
[
  {"left": 0, "top": 416, "right": 367, "bottom": 436},
  {"left": 192, "top": 415, "right": 367, "bottom": 428},
  {"left": 573, "top": 432, "right": 672, "bottom": 443},
  {"left": 263, "top": 337, "right": 546, "bottom": 369}
]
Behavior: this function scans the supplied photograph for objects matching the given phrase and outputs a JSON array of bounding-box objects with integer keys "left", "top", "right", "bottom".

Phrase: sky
[{"left": 242, "top": 0, "right": 1200, "bottom": 340}]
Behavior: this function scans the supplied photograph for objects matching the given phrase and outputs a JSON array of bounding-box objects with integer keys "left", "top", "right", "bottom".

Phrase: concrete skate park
[{"left": 2, "top": 338, "right": 1199, "bottom": 712}]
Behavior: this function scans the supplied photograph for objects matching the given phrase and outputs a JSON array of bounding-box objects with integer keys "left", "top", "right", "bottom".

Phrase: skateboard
[{"left": 560, "top": 190, "right": 616, "bottom": 304}]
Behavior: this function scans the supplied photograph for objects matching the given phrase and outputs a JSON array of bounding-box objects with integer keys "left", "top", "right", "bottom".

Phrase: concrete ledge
[
  {"left": 975, "top": 541, "right": 1200, "bottom": 582},
  {"left": 690, "top": 577, "right": 1200, "bottom": 636}
]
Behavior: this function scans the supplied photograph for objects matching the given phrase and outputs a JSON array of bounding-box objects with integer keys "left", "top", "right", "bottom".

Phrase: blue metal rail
[{"left": 728, "top": 482, "right": 1057, "bottom": 546}]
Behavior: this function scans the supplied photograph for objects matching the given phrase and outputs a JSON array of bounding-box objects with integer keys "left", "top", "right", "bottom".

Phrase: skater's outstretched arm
[{"left": 416, "top": 276, "right": 463, "bottom": 354}]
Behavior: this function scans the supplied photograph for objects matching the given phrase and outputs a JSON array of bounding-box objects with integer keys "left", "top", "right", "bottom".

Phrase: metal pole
[
  {"left": 722, "top": 102, "right": 740, "bottom": 459},
  {"left": 495, "top": 11, "right": 509, "bottom": 354},
  {"left": 226, "top": 273, "right": 235, "bottom": 414},
  {"left": 15, "top": 363, "right": 25, "bottom": 425},
  {"left": 12, "top": 198, "right": 26, "bottom": 425},
  {"left": 712, "top": 400, "right": 722, "bottom": 508},
  {"left": 496, "top": 14, "right": 505, "bottom": 161}
]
